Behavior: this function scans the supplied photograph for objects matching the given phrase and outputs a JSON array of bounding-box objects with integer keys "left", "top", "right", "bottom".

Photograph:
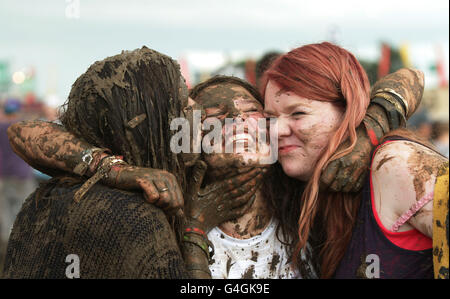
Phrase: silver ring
[{"left": 159, "top": 188, "right": 169, "bottom": 193}]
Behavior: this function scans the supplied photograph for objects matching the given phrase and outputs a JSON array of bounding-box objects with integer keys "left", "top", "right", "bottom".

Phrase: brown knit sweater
[{"left": 2, "top": 181, "right": 188, "bottom": 279}]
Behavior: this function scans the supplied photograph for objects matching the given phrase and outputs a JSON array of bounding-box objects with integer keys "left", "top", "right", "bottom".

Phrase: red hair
[{"left": 261, "top": 42, "right": 371, "bottom": 278}]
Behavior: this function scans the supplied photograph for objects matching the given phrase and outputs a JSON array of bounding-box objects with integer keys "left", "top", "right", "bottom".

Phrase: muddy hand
[
  {"left": 320, "top": 125, "right": 372, "bottom": 193},
  {"left": 321, "top": 68, "right": 425, "bottom": 193},
  {"left": 184, "top": 160, "right": 266, "bottom": 232},
  {"left": 107, "top": 164, "right": 184, "bottom": 215},
  {"left": 371, "top": 68, "right": 425, "bottom": 119}
]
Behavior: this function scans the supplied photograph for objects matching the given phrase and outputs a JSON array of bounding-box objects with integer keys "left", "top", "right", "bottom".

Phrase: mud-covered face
[
  {"left": 196, "top": 83, "right": 270, "bottom": 179},
  {"left": 264, "top": 80, "right": 344, "bottom": 181}
]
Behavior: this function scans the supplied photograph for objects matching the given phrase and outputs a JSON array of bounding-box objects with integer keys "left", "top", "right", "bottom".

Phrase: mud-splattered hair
[{"left": 60, "top": 46, "right": 188, "bottom": 191}]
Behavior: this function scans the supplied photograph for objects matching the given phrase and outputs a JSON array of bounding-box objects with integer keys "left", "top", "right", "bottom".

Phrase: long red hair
[{"left": 260, "top": 42, "right": 371, "bottom": 278}]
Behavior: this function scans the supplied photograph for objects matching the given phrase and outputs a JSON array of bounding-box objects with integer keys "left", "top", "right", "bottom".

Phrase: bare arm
[
  {"left": 372, "top": 140, "right": 448, "bottom": 238},
  {"left": 7, "top": 120, "right": 187, "bottom": 212},
  {"left": 321, "top": 68, "right": 425, "bottom": 192},
  {"left": 7, "top": 120, "right": 97, "bottom": 176}
]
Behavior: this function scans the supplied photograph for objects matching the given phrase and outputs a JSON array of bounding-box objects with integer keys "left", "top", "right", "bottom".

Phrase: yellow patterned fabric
[{"left": 433, "top": 162, "right": 449, "bottom": 279}]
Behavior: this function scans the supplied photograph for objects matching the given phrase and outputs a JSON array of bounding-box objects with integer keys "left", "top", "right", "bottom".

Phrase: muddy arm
[
  {"left": 7, "top": 120, "right": 96, "bottom": 177},
  {"left": 180, "top": 221, "right": 213, "bottom": 279},
  {"left": 7, "top": 120, "right": 187, "bottom": 213},
  {"left": 321, "top": 68, "right": 425, "bottom": 192}
]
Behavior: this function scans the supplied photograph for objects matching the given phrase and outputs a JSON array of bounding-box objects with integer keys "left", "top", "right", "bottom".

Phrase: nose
[{"left": 276, "top": 116, "right": 292, "bottom": 138}]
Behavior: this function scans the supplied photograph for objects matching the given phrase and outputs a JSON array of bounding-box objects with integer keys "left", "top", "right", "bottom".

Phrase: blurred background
[{"left": 0, "top": 0, "right": 449, "bottom": 269}]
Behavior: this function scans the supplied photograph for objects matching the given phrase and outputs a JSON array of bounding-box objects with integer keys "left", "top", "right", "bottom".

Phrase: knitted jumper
[{"left": 2, "top": 182, "right": 188, "bottom": 279}]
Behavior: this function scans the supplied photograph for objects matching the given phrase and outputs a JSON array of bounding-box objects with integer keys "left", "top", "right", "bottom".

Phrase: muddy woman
[
  {"left": 2, "top": 47, "right": 262, "bottom": 278},
  {"left": 261, "top": 42, "right": 448, "bottom": 278}
]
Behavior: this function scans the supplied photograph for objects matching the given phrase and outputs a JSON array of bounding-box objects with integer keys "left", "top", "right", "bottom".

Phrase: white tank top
[{"left": 207, "top": 217, "right": 300, "bottom": 279}]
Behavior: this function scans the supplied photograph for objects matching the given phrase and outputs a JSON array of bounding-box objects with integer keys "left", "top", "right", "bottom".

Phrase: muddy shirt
[
  {"left": 207, "top": 217, "right": 300, "bottom": 279},
  {"left": 3, "top": 181, "right": 188, "bottom": 279}
]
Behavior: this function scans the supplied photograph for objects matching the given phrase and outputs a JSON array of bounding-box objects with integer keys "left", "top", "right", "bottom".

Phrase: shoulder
[
  {"left": 75, "top": 185, "right": 186, "bottom": 276},
  {"left": 372, "top": 140, "right": 448, "bottom": 217},
  {"left": 88, "top": 184, "right": 170, "bottom": 226},
  {"left": 372, "top": 140, "right": 447, "bottom": 189}
]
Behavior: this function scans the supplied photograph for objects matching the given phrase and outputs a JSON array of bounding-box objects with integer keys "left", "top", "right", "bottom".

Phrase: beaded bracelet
[
  {"left": 184, "top": 227, "right": 206, "bottom": 237},
  {"left": 182, "top": 233, "right": 215, "bottom": 263}
]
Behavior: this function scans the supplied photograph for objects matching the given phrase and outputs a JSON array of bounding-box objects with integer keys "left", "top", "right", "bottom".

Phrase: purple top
[
  {"left": 0, "top": 121, "right": 33, "bottom": 179},
  {"left": 334, "top": 139, "right": 433, "bottom": 279}
]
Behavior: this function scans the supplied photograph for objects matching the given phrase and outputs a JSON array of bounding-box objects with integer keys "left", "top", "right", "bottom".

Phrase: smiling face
[
  {"left": 264, "top": 80, "right": 345, "bottom": 181},
  {"left": 195, "top": 83, "right": 269, "bottom": 178}
]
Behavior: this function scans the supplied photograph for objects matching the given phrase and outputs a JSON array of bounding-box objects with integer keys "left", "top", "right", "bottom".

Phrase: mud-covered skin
[
  {"left": 105, "top": 165, "right": 185, "bottom": 215},
  {"left": 370, "top": 68, "right": 424, "bottom": 119},
  {"left": 219, "top": 193, "right": 272, "bottom": 239},
  {"left": 181, "top": 160, "right": 265, "bottom": 279},
  {"left": 194, "top": 83, "right": 272, "bottom": 239},
  {"left": 7, "top": 121, "right": 93, "bottom": 177},
  {"left": 184, "top": 160, "right": 265, "bottom": 233},
  {"left": 196, "top": 83, "right": 256, "bottom": 117},
  {"left": 7, "top": 120, "right": 185, "bottom": 214},
  {"left": 321, "top": 68, "right": 425, "bottom": 193},
  {"left": 199, "top": 83, "right": 268, "bottom": 178},
  {"left": 320, "top": 106, "right": 385, "bottom": 193},
  {"left": 372, "top": 140, "right": 448, "bottom": 237}
]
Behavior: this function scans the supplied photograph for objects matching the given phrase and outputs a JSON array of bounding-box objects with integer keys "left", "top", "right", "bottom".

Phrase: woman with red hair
[{"left": 261, "top": 42, "right": 448, "bottom": 278}]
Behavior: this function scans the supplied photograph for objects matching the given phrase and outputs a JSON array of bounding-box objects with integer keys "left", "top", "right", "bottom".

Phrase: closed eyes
[{"left": 292, "top": 111, "right": 306, "bottom": 116}]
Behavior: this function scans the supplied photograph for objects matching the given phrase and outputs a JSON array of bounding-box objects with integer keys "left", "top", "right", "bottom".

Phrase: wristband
[
  {"left": 373, "top": 88, "right": 409, "bottom": 117},
  {"left": 73, "top": 155, "right": 126, "bottom": 203},
  {"left": 73, "top": 147, "right": 110, "bottom": 176},
  {"left": 182, "top": 233, "right": 215, "bottom": 263},
  {"left": 185, "top": 227, "right": 206, "bottom": 237}
]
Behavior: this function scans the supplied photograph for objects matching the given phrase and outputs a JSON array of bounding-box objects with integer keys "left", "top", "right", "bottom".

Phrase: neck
[{"left": 218, "top": 190, "right": 272, "bottom": 239}]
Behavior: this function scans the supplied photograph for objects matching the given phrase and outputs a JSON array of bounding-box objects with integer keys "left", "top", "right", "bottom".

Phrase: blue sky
[{"left": 0, "top": 0, "right": 448, "bottom": 106}]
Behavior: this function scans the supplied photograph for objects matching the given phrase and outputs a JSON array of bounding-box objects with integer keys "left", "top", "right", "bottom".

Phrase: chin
[
  {"left": 279, "top": 158, "right": 310, "bottom": 181},
  {"left": 238, "top": 152, "right": 267, "bottom": 167}
]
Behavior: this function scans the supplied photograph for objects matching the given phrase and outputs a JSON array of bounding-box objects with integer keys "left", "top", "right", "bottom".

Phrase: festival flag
[
  {"left": 378, "top": 43, "right": 391, "bottom": 79},
  {"left": 399, "top": 43, "right": 412, "bottom": 68},
  {"left": 179, "top": 56, "right": 191, "bottom": 89},
  {"left": 435, "top": 45, "right": 448, "bottom": 88}
]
